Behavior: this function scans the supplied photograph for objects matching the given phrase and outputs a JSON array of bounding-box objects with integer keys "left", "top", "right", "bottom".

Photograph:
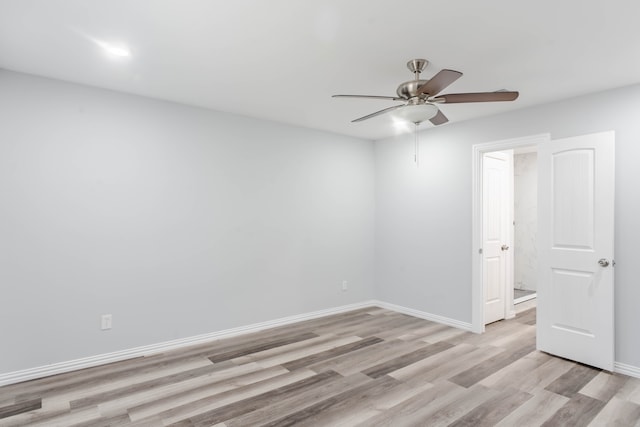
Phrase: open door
[
  {"left": 482, "top": 151, "right": 513, "bottom": 324},
  {"left": 537, "top": 131, "right": 615, "bottom": 370}
]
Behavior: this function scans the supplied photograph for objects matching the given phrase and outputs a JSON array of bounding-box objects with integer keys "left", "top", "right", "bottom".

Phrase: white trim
[
  {"left": 614, "top": 362, "right": 640, "bottom": 379},
  {"left": 372, "top": 300, "right": 473, "bottom": 331},
  {"left": 0, "top": 300, "right": 376, "bottom": 387},
  {"left": 471, "top": 134, "right": 550, "bottom": 333},
  {"left": 514, "top": 293, "right": 537, "bottom": 305}
]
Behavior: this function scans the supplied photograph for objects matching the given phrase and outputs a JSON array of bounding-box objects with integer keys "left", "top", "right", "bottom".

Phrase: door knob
[
  {"left": 598, "top": 258, "right": 610, "bottom": 267},
  {"left": 501, "top": 245, "right": 509, "bottom": 251}
]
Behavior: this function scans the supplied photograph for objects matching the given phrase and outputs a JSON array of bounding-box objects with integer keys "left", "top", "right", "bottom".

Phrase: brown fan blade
[
  {"left": 429, "top": 109, "right": 449, "bottom": 126},
  {"left": 416, "top": 69, "right": 463, "bottom": 96},
  {"left": 333, "top": 95, "right": 404, "bottom": 101},
  {"left": 352, "top": 105, "right": 405, "bottom": 122},
  {"left": 431, "top": 91, "right": 519, "bottom": 103}
]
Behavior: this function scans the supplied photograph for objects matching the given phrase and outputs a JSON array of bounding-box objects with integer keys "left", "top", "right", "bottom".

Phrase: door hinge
[{"left": 479, "top": 248, "right": 483, "bottom": 254}]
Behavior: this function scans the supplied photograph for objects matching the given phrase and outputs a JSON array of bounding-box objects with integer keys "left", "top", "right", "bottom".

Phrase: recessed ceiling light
[
  {"left": 101, "top": 43, "right": 131, "bottom": 58},
  {"left": 91, "top": 39, "right": 131, "bottom": 58},
  {"left": 70, "top": 27, "right": 132, "bottom": 60}
]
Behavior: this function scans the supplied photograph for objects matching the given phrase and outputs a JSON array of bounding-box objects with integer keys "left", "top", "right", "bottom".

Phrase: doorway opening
[
  {"left": 471, "top": 134, "right": 550, "bottom": 333},
  {"left": 481, "top": 146, "right": 538, "bottom": 324}
]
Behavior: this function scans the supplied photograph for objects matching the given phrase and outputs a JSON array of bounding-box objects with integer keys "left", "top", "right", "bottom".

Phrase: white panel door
[
  {"left": 537, "top": 131, "right": 615, "bottom": 370},
  {"left": 483, "top": 151, "right": 512, "bottom": 325}
]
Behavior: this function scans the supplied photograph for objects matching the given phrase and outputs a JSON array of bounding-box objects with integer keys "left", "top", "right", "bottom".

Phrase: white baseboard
[
  {"left": 614, "top": 361, "right": 640, "bottom": 379},
  {"left": 371, "top": 300, "right": 474, "bottom": 331},
  {"left": 514, "top": 293, "right": 537, "bottom": 304},
  {"left": 0, "top": 300, "right": 377, "bottom": 387}
]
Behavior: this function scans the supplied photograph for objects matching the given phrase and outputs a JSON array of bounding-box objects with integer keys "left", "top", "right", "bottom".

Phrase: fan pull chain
[{"left": 414, "top": 122, "right": 419, "bottom": 167}]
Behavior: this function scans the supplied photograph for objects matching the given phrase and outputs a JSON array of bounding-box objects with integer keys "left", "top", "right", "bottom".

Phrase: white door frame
[{"left": 471, "top": 133, "right": 550, "bottom": 333}]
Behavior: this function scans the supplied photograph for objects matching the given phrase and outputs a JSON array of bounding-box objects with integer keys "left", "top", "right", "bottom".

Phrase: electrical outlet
[
  {"left": 101, "top": 314, "right": 112, "bottom": 330},
  {"left": 342, "top": 280, "right": 348, "bottom": 292}
]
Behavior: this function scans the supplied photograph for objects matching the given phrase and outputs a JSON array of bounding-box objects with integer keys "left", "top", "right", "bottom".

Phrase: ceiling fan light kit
[
  {"left": 393, "top": 103, "right": 439, "bottom": 124},
  {"left": 333, "top": 58, "right": 519, "bottom": 126}
]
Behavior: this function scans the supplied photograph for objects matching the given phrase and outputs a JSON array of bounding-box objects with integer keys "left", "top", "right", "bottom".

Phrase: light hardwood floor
[{"left": 1, "top": 305, "right": 640, "bottom": 426}]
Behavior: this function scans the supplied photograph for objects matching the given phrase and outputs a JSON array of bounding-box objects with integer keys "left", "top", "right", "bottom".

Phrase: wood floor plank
[
  {"left": 27, "top": 406, "right": 100, "bottom": 427},
  {"left": 373, "top": 318, "right": 442, "bottom": 341},
  {"left": 362, "top": 341, "right": 453, "bottom": 379},
  {"left": 396, "top": 322, "right": 451, "bottom": 342},
  {"left": 306, "top": 338, "right": 427, "bottom": 377},
  {"left": 447, "top": 387, "right": 532, "bottom": 427},
  {"left": 9, "top": 355, "right": 215, "bottom": 403},
  {"left": 0, "top": 398, "right": 70, "bottom": 427},
  {"left": 494, "top": 389, "right": 569, "bottom": 427},
  {"left": 69, "top": 363, "right": 225, "bottom": 409},
  {"left": 487, "top": 323, "right": 536, "bottom": 349},
  {"left": 259, "top": 375, "right": 403, "bottom": 427},
  {"left": 68, "top": 412, "right": 132, "bottom": 427},
  {"left": 244, "top": 335, "right": 364, "bottom": 369},
  {"left": 579, "top": 371, "right": 629, "bottom": 403},
  {"left": 479, "top": 351, "right": 553, "bottom": 389},
  {"left": 628, "top": 379, "right": 640, "bottom": 406},
  {"left": 411, "top": 384, "right": 502, "bottom": 427},
  {"left": 452, "top": 318, "right": 523, "bottom": 347},
  {"left": 419, "top": 326, "right": 468, "bottom": 344},
  {"left": 174, "top": 370, "right": 342, "bottom": 426},
  {"left": 358, "top": 380, "right": 466, "bottom": 426},
  {"left": 281, "top": 336, "right": 383, "bottom": 371},
  {"left": 587, "top": 396, "right": 640, "bottom": 426},
  {"left": 544, "top": 363, "right": 602, "bottom": 398},
  {"left": 229, "top": 333, "right": 349, "bottom": 365},
  {"left": 96, "top": 362, "right": 282, "bottom": 419},
  {"left": 515, "top": 307, "right": 537, "bottom": 325},
  {"left": 124, "top": 365, "right": 288, "bottom": 422},
  {"left": 448, "top": 339, "right": 536, "bottom": 388},
  {"left": 131, "top": 369, "right": 318, "bottom": 424},
  {"left": 339, "top": 314, "right": 426, "bottom": 339},
  {"left": 207, "top": 331, "right": 318, "bottom": 363},
  {"left": 541, "top": 393, "right": 606, "bottom": 426},
  {"left": 512, "top": 356, "right": 576, "bottom": 393},
  {"left": 1, "top": 304, "right": 639, "bottom": 426},
  {"left": 224, "top": 373, "right": 372, "bottom": 427},
  {"left": 0, "top": 399, "right": 41, "bottom": 420},
  {"left": 402, "top": 345, "right": 505, "bottom": 387}
]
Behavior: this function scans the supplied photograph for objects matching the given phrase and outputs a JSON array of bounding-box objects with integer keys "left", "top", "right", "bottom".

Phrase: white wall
[
  {"left": 0, "top": 70, "right": 375, "bottom": 374},
  {"left": 514, "top": 152, "right": 537, "bottom": 291},
  {"left": 374, "top": 84, "right": 640, "bottom": 368}
]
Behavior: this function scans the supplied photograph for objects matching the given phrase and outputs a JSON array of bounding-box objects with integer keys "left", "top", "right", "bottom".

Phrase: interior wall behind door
[{"left": 514, "top": 152, "right": 538, "bottom": 292}]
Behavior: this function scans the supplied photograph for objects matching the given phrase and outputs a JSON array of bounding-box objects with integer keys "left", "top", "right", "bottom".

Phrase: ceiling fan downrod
[{"left": 407, "top": 59, "right": 428, "bottom": 79}]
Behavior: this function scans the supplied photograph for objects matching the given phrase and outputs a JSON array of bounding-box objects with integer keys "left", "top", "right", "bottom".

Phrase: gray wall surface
[
  {"left": 2, "top": 68, "right": 640, "bottom": 375},
  {"left": 374, "top": 84, "right": 640, "bottom": 368},
  {"left": 514, "top": 152, "right": 538, "bottom": 292},
  {"left": 0, "top": 70, "right": 375, "bottom": 374}
]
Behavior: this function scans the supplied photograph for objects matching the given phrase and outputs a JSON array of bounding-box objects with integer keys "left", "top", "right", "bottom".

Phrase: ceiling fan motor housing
[
  {"left": 398, "top": 59, "right": 432, "bottom": 100},
  {"left": 396, "top": 80, "right": 431, "bottom": 101}
]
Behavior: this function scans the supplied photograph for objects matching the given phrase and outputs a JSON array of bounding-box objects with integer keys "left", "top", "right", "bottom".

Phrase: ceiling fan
[{"left": 333, "top": 58, "right": 519, "bottom": 126}]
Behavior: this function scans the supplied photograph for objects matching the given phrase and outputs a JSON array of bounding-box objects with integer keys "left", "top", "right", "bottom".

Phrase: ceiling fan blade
[
  {"left": 417, "top": 69, "right": 463, "bottom": 96},
  {"left": 431, "top": 91, "right": 519, "bottom": 103},
  {"left": 352, "top": 105, "right": 405, "bottom": 122},
  {"left": 429, "top": 109, "right": 449, "bottom": 126},
  {"left": 333, "top": 94, "right": 404, "bottom": 101}
]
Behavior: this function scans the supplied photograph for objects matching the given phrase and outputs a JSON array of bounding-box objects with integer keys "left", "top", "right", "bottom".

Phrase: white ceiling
[{"left": 1, "top": 0, "right": 639, "bottom": 140}]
